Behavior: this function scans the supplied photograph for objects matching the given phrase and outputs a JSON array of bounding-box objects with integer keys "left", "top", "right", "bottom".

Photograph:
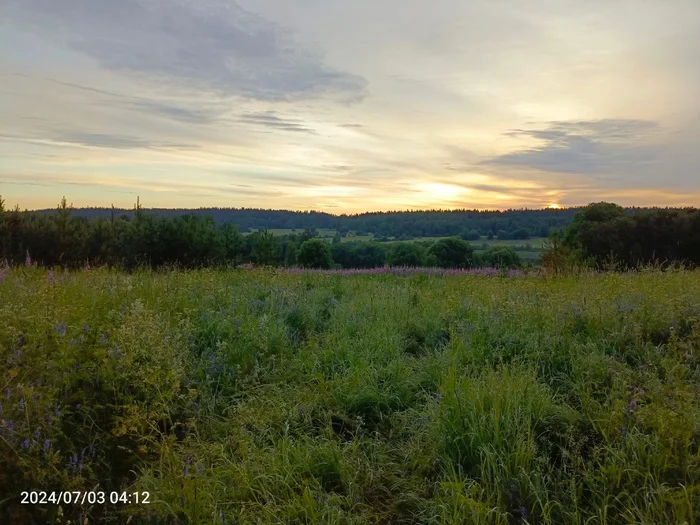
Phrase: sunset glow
[{"left": 1, "top": 0, "right": 698, "bottom": 211}]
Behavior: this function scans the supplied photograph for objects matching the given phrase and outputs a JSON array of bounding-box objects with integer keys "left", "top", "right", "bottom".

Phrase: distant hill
[{"left": 27, "top": 205, "right": 675, "bottom": 239}]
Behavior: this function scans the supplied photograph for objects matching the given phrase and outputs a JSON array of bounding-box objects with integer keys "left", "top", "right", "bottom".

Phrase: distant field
[
  {"left": 3, "top": 267, "right": 699, "bottom": 523},
  {"left": 245, "top": 230, "right": 546, "bottom": 249},
  {"left": 473, "top": 249, "right": 542, "bottom": 263}
]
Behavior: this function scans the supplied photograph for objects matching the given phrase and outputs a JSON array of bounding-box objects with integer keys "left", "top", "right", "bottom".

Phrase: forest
[{"left": 2, "top": 197, "right": 699, "bottom": 271}]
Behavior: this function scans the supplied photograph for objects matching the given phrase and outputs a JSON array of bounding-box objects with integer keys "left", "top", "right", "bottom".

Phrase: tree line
[
  {"left": 0, "top": 197, "right": 523, "bottom": 270},
  {"left": 546, "top": 202, "right": 700, "bottom": 270},
  {"left": 3, "top": 197, "right": 698, "bottom": 271},
  {"left": 32, "top": 204, "right": 581, "bottom": 239}
]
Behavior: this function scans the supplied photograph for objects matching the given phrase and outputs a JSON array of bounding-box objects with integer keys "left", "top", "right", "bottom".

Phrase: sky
[{"left": 0, "top": 0, "right": 698, "bottom": 213}]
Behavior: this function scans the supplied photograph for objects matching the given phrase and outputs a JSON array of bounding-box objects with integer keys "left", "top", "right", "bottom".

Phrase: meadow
[{"left": 1, "top": 266, "right": 699, "bottom": 524}]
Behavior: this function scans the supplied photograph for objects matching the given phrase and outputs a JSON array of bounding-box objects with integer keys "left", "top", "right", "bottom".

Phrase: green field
[{"left": 2, "top": 267, "right": 699, "bottom": 523}]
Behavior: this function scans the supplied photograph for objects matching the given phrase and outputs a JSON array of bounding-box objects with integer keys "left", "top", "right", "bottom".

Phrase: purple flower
[
  {"left": 44, "top": 439, "right": 51, "bottom": 453},
  {"left": 18, "top": 398, "right": 25, "bottom": 411},
  {"left": 75, "top": 403, "right": 81, "bottom": 411},
  {"left": 53, "top": 323, "right": 67, "bottom": 336},
  {"left": 621, "top": 426, "right": 627, "bottom": 438},
  {"left": 25, "top": 252, "right": 32, "bottom": 266},
  {"left": 100, "top": 333, "right": 109, "bottom": 344},
  {"left": 34, "top": 429, "right": 40, "bottom": 439},
  {"left": 184, "top": 456, "right": 191, "bottom": 477},
  {"left": 7, "top": 420, "right": 14, "bottom": 437},
  {"left": 22, "top": 439, "right": 30, "bottom": 451},
  {"left": 47, "top": 270, "right": 55, "bottom": 283},
  {"left": 71, "top": 453, "right": 78, "bottom": 473},
  {"left": 4, "top": 388, "right": 10, "bottom": 399}
]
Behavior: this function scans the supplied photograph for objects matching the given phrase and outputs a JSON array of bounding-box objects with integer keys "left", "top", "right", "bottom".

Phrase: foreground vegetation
[{"left": 1, "top": 266, "right": 699, "bottom": 524}]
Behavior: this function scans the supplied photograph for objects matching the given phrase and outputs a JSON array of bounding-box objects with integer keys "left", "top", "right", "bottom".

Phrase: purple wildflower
[
  {"left": 53, "top": 323, "right": 67, "bottom": 336},
  {"left": 7, "top": 420, "right": 14, "bottom": 437},
  {"left": 621, "top": 426, "right": 627, "bottom": 438},
  {"left": 75, "top": 403, "right": 81, "bottom": 411},
  {"left": 47, "top": 270, "right": 55, "bottom": 283},
  {"left": 44, "top": 439, "right": 51, "bottom": 453},
  {"left": 18, "top": 398, "right": 25, "bottom": 411},
  {"left": 22, "top": 439, "right": 30, "bottom": 451},
  {"left": 25, "top": 252, "right": 32, "bottom": 266},
  {"left": 34, "top": 429, "right": 40, "bottom": 439},
  {"left": 71, "top": 453, "right": 78, "bottom": 473}
]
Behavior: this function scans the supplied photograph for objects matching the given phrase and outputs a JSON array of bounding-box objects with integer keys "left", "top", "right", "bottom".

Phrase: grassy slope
[{"left": 1, "top": 267, "right": 699, "bottom": 524}]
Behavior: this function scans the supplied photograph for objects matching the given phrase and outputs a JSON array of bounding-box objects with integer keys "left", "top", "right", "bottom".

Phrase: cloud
[
  {"left": 4, "top": 0, "right": 368, "bottom": 103},
  {"left": 49, "top": 131, "right": 199, "bottom": 151},
  {"left": 484, "top": 119, "right": 662, "bottom": 176},
  {"left": 239, "top": 111, "right": 316, "bottom": 134}
]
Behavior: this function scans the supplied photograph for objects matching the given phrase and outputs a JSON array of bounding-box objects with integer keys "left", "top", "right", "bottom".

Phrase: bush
[
  {"left": 386, "top": 243, "right": 425, "bottom": 267},
  {"left": 297, "top": 239, "right": 333, "bottom": 269},
  {"left": 426, "top": 238, "right": 475, "bottom": 268},
  {"left": 482, "top": 246, "right": 521, "bottom": 269}
]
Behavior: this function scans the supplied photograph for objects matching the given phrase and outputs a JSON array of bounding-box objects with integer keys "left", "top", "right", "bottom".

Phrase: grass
[{"left": 1, "top": 266, "right": 699, "bottom": 524}]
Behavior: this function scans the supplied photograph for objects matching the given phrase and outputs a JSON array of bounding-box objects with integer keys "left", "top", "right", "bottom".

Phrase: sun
[{"left": 546, "top": 203, "right": 562, "bottom": 209}]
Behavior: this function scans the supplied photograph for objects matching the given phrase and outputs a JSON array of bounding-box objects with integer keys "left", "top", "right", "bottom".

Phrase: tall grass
[{"left": 1, "top": 266, "right": 698, "bottom": 523}]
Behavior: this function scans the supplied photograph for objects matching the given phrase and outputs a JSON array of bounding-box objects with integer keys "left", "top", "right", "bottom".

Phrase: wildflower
[
  {"left": 4, "top": 388, "right": 10, "bottom": 399},
  {"left": 519, "top": 506, "right": 528, "bottom": 523},
  {"left": 44, "top": 439, "right": 51, "bottom": 453},
  {"left": 34, "top": 429, "right": 40, "bottom": 439},
  {"left": 25, "top": 251, "right": 32, "bottom": 266},
  {"left": 184, "top": 456, "right": 191, "bottom": 477},
  {"left": 22, "top": 439, "right": 30, "bottom": 451},
  {"left": 100, "top": 332, "right": 109, "bottom": 344},
  {"left": 71, "top": 453, "right": 78, "bottom": 473},
  {"left": 7, "top": 420, "right": 14, "bottom": 437},
  {"left": 18, "top": 398, "right": 25, "bottom": 411},
  {"left": 75, "top": 403, "right": 81, "bottom": 411},
  {"left": 82, "top": 324, "right": 90, "bottom": 334},
  {"left": 53, "top": 323, "right": 67, "bottom": 336},
  {"left": 47, "top": 270, "right": 55, "bottom": 283},
  {"left": 621, "top": 426, "right": 627, "bottom": 438}
]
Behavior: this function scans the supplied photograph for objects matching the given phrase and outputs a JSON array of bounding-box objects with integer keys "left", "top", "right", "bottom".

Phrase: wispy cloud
[
  {"left": 4, "top": 0, "right": 368, "bottom": 103},
  {"left": 484, "top": 119, "right": 662, "bottom": 176},
  {"left": 239, "top": 112, "right": 316, "bottom": 134}
]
